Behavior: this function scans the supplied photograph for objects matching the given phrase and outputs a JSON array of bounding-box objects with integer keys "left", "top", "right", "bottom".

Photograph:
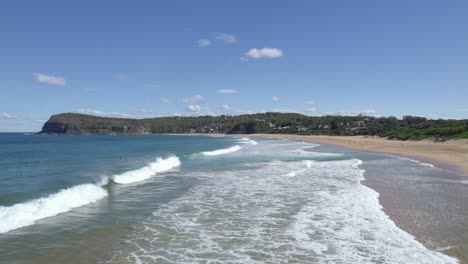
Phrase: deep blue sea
[{"left": 0, "top": 133, "right": 466, "bottom": 263}]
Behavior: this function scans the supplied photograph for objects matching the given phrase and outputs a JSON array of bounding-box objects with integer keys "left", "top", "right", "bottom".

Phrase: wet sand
[{"left": 249, "top": 134, "right": 468, "bottom": 174}]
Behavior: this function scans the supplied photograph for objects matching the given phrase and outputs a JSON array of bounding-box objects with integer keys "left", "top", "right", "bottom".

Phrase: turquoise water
[{"left": 0, "top": 134, "right": 463, "bottom": 263}]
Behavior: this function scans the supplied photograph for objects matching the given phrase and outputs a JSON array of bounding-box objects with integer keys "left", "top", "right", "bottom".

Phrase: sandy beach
[{"left": 249, "top": 134, "right": 468, "bottom": 174}]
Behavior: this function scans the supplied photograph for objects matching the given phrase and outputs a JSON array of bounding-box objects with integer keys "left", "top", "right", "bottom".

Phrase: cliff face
[
  {"left": 39, "top": 113, "right": 151, "bottom": 134},
  {"left": 41, "top": 121, "right": 69, "bottom": 134}
]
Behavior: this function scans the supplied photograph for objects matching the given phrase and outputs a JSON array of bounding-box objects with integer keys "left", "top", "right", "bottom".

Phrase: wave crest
[
  {"left": 238, "top": 137, "right": 258, "bottom": 145},
  {"left": 112, "top": 156, "right": 181, "bottom": 184},
  {"left": 0, "top": 184, "right": 107, "bottom": 234},
  {"left": 201, "top": 145, "right": 242, "bottom": 156}
]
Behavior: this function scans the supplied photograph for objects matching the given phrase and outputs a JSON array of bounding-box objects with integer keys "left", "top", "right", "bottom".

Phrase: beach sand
[{"left": 249, "top": 134, "right": 468, "bottom": 174}]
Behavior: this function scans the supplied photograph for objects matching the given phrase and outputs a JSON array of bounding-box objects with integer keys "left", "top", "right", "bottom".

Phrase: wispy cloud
[
  {"left": 304, "top": 107, "right": 316, "bottom": 113},
  {"left": 76, "top": 109, "right": 132, "bottom": 118},
  {"left": 217, "top": 89, "right": 238, "bottom": 94},
  {"left": 215, "top": 32, "right": 237, "bottom": 44},
  {"left": 161, "top": 98, "right": 173, "bottom": 104},
  {"left": 198, "top": 39, "right": 211, "bottom": 47},
  {"left": 113, "top": 74, "right": 128, "bottom": 81},
  {"left": 182, "top": 95, "right": 204, "bottom": 103},
  {"left": 214, "top": 104, "right": 230, "bottom": 109},
  {"left": 185, "top": 105, "right": 201, "bottom": 113},
  {"left": 144, "top": 83, "right": 160, "bottom": 89},
  {"left": 326, "top": 109, "right": 378, "bottom": 116},
  {"left": 242, "top": 48, "right": 283, "bottom": 60},
  {"left": 33, "top": 72, "right": 67, "bottom": 86},
  {"left": 272, "top": 96, "right": 280, "bottom": 102},
  {"left": 0, "top": 112, "right": 14, "bottom": 119}
]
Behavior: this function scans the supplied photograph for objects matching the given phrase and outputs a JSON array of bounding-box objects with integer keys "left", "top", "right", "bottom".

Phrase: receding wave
[
  {"left": 201, "top": 145, "right": 242, "bottom": 156},
  {"left": 390, "top": 155, "right": 435, "bottom": 168},
  {"left": 0, "top": 184, "right": 107, "bottom": 234},
  {"left": 112, "top": 156, "right": 181, "bottom": 184}
]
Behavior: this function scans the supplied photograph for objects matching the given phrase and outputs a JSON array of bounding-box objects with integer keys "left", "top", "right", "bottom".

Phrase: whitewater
[
  {"left": 0, "top": 135, "right": 461, "bottom": 263},
  {"left": 111, "top": 138, "right": 457, "bottom": 264},
  {"left": 0, "top": 155, "right": 182, "bottom": 234}
]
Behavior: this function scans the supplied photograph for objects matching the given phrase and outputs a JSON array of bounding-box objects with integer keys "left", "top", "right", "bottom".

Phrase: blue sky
[{"left": 0, "top": 0, "right": 467, "bottom": 132}]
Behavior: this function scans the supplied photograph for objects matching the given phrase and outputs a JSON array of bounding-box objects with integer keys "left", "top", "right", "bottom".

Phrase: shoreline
[
  {"left": 247, "top": 134, "right": 468, "bottom": 263},
  {"left": 247, "top": 134, "right": 468, "bottom": 175}
]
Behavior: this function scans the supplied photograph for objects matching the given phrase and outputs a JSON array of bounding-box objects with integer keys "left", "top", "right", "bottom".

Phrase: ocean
[{"left": 0, "top": 133, "right": 466, "bottom": 263}]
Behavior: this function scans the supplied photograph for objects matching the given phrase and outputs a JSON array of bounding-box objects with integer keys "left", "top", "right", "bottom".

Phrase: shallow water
[{"left": 0, "top": 134, "right": 465, "bottom": 263}]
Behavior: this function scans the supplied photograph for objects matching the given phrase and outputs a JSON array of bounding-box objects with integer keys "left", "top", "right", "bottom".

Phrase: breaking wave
[
  {"left": 112, "top": 156, "right": 181, "bottom": 184},
  {"left": 238, "top": 137, "right": 258, "bottom": 145},
  {"left": 201, "top": 145, "right": 242, "bottom": 156},
  {"left": 0, "top": 155, "right": 182, "bottom": 234},
  {"left": 0, "top": 184, "right": 108, "bottom": 234}
]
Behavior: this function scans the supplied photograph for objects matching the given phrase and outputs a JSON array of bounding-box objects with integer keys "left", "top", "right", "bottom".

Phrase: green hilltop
[{"left": 40, "top": 112, "right": 468, "bottom": 140}]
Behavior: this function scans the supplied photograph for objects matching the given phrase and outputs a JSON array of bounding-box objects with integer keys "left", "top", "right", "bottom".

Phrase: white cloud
[
  {"left": 216, "top": 89, "right": 238, "bottom": 94},
  {"left": 243, "top": 48, "right": 283, "bottom": 60},
  {"left": 326, "top": 109, "right": 378, "bottom": 116},
  {"left": 161, "top": 98, "right": 172, "bottom": 104},
  {"left": 134, "top": 109, "right": 165, "bottom": 118},
  {"left": 272, "top": 96, "right": 280, "bottom": 102},
  {"left": 305, "top": 107, "right": 316, "bottom": 113},
  {"left": 198, "top": 39, "right": 211, "bottom": 47},
  {"left": 113, "top": 74, "right": 128, "bottom": 81},
  {"left": 33, "top": 72, "right": 67, "bottom": 86},
  {"left": 33, "top": 119, "right": 47, "bottom": 123},
  {"left": 306, "top": 100, "right": 315, "bottom": 105},
  {"left": 214, "top": 104, "right": 230, "bottom": 109},
  {"left": 144, "top": 83, "right": 160, "bottom": 89},
  {"left": 185, "top": 105, "right": 201, "bottom": 113},
  {"left": 76, "top": 109, "right": 132, "bottom": 118},
  {"left": 215, "top": 32, "right": 237, "bottom": 44},
  {"left": 182, "top": 95, "right": 204, "bottom": 103},
  {"left": 0, "top": 112, "right": 14, "bottom": 119}
]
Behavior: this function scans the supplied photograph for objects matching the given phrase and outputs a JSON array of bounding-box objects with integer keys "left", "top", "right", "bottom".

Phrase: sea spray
[
  {"left": 0, "top": 184, "right": 108, "bottom": 234},
  {"left": 112, "top": 156, "right": 181, "bottom": 184}
]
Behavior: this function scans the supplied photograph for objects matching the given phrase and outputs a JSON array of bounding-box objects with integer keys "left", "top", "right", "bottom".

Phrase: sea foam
[
  {"left": 238, "top": 137, "right": 258, "bottom": 145},
  {"left": 390, "top": 155, "right": 435, "bottom": 168},
  {"left": 0, "top": 184, "right": 108, "bottom": 234},
  {"left": 117, "top": 154, "right": 456, "bottom": 263},
  {"left": 201, "top": 145, "right": 242, "bottom": 156},
  {"left": 112, "top": 156, "right": 181, "bottom": 184}
]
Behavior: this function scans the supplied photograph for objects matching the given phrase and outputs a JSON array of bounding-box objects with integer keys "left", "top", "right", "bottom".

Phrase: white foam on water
[
  {"left": 238, "top": 137, "right": 258, "bottom": 145},
  {"left": 201, "top": 145, "right": 242, "bottom": 156},
  {"left": 284, "top": 160, "right": 315, "bottom": 177},
  {"left": 106, "top": 138, "right": 457, "bottom": 263},
  {"left": 290, "top": 148, "right": 344, "bottom": 158},
  {"left": 288, "top": 159, "right": 456, "bottom": 264},
  {"left": 0, "top": 184, "right": 108, "bottom": 234},
  {"left": 390, "top": 155, "right": 436, "bottom": 168},
  {"left": 112, "top": 148, "right": 456, "bottom": 263},
  {"left": 112, "top": 156, "right": 181, "bottom": 184}
]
